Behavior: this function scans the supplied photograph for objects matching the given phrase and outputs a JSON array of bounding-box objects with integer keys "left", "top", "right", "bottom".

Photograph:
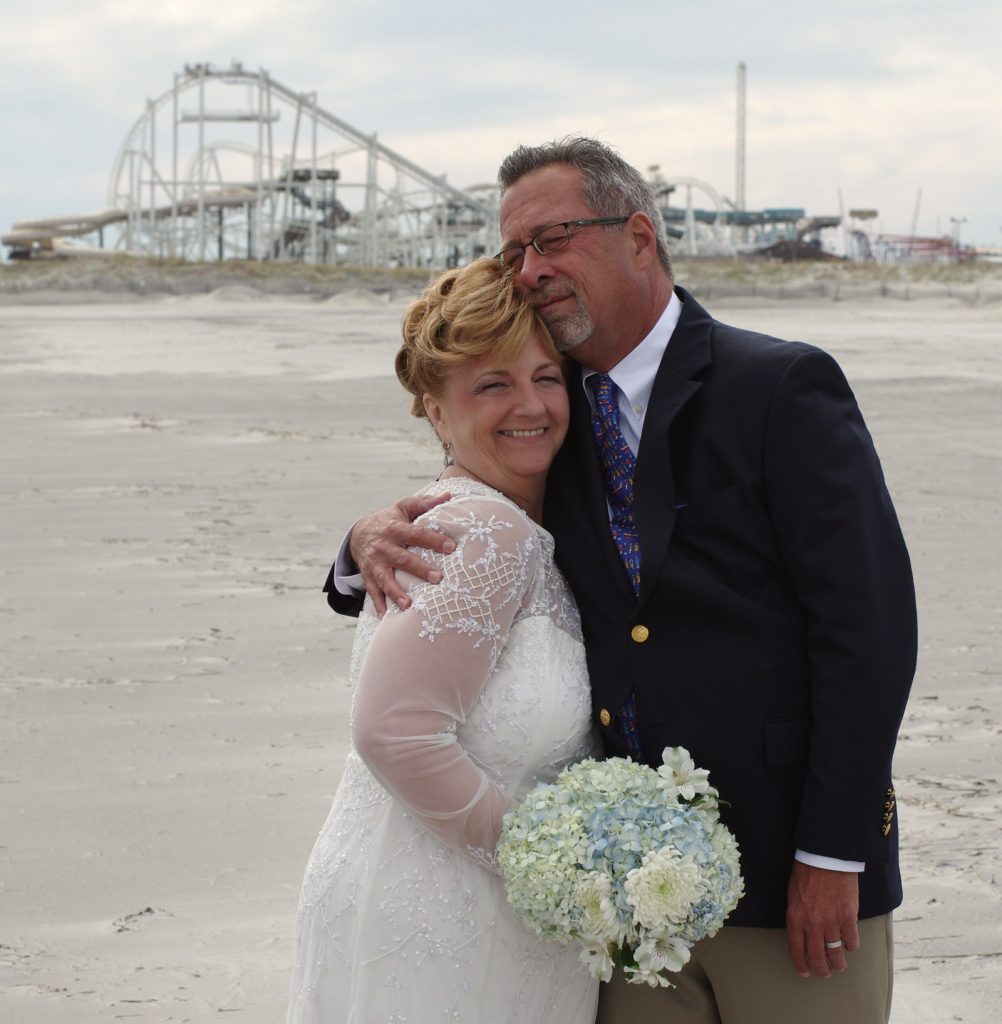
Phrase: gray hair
[{"left": 497, "top": 136, "right": 672, "bottom": 275}]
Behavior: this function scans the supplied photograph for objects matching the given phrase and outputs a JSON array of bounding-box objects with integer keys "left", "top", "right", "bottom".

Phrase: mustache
[{"left": 528, "top": 276, "right": 576, "bottom": 305}]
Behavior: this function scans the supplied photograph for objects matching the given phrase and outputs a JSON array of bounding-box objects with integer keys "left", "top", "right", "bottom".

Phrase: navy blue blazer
[{"left": 543, "top": 287, "right": 916, "bottom": 926}]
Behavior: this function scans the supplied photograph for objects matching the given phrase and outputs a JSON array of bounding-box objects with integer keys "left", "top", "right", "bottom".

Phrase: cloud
[{"left": 2, "top": 2, "right": 1000, "bottom": 246}]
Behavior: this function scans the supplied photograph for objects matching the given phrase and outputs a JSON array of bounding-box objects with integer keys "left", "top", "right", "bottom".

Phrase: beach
[{"left": 1, "top": 270, "right": 1000, "bottom": 1022}]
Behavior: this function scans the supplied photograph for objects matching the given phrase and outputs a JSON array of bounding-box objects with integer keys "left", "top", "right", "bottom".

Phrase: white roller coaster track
[
  {"left": 5, "top": 62, "right": 495, "bottom": 267},
  {"left": 104, "top": 62, "right": 496, "bottom": 266},
  {"left": 4, "top": 62, "right": 749, "bottom": 263}
]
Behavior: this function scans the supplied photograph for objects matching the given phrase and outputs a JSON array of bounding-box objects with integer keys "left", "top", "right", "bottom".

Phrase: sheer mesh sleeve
[{"left": 351, "top": 495, "right": 538, "bottom": 870}]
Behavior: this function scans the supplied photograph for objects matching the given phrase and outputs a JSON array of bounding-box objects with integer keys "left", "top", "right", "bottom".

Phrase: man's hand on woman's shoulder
[{"left": 350, "top": 492, "right": 455, "bottom": 615}]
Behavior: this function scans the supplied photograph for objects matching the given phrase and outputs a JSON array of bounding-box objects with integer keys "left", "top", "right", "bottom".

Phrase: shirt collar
[{"left": 581, "top": 289, "right": 683, "bottom": 409}]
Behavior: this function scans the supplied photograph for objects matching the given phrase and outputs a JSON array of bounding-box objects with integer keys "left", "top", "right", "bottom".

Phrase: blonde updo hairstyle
[{"left": 396, "top": 258, "right": 561, "bottom": 419}]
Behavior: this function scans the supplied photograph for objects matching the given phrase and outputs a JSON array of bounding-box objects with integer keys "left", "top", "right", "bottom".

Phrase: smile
[{"left": 499, "top": 428, "right": 547, "bottom": 438}]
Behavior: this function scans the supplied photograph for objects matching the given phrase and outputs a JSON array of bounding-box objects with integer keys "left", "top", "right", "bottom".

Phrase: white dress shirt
[{"left": 581, "top": 290, "right": 682, "bottom": 454}]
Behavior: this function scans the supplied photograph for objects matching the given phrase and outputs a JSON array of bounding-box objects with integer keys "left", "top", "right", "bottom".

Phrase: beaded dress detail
[{"left": 287, "top": 478, "right": 599, "bottom": 1023}]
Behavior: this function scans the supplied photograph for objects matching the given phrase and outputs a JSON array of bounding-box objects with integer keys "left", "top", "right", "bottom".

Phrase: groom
[{"left": 329, "top": 136, "right": 916, "bottom": 1023}]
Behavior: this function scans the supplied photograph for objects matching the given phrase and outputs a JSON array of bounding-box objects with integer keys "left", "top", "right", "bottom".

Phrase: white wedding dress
[{"left": 287, "top": 478, "right": 600, "bottom": 1024}]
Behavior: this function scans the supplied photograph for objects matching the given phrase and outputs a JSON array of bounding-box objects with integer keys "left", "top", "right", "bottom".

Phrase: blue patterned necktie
[{"left": 587, "top": 373, "right": 643, "bottom": 759}]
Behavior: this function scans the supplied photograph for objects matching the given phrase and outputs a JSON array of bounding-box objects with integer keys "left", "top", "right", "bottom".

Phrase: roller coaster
[
  {"left": 4, "top": 62, "right": 496, "bottom": 267},
  {"left": 3, "top": 62, "right": 844, "bottom": 266}
]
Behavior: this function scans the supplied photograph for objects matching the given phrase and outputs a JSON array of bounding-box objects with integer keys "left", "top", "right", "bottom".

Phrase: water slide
[
  {"left": 2, "top": 188, "right": 259, "bottom": 256},
  {"left": 2, "top": 210, "right": 127, "bottom": 255}
]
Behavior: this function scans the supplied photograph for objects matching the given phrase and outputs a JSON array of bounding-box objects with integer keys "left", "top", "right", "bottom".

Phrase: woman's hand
[{"left": 350, "top": 492, "right": 455, "bottom": 615}]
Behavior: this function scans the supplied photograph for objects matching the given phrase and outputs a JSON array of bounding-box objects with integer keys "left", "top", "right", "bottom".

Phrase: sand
[{"left": 1, "top": 281, "right": 999, "bottom": 1022}]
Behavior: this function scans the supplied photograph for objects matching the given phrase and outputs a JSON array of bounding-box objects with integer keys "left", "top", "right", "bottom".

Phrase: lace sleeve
[{"left": 351, "top": 495, "right": 538, "bottom": 870}]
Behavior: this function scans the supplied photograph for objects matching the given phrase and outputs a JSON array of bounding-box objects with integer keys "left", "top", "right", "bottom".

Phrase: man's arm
[
  {"left": 765, "top": 349, "right": 915, "bottom": 851},
  {"left": 323, "top": 493, "right": 455, "bottom": 617},
  {"left": 764, "top": 348, "right": 916, "bottom": 975}
]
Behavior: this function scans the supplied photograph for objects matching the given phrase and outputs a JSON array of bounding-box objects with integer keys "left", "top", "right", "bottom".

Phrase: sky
[{"left": 1, "top": 0, "right": 1000, "bottom": 251}]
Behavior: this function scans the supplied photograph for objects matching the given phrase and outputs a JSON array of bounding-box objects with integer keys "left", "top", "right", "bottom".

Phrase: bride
[{"left": 286, "top": 259, "right": 600, "bottom": 1023}]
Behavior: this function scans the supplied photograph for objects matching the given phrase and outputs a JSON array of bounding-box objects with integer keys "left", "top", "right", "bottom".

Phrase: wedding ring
[{"left": 825, "top": 939, "right": 843, "bottom": 950}]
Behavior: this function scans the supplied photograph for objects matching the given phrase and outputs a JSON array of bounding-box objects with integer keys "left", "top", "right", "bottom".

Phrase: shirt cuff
[
  {"left": 332, "top": 527, "right": 365, "bottom": 597},
  {"left": 795, "top": 849, "right": 865, "bottom": 872}
]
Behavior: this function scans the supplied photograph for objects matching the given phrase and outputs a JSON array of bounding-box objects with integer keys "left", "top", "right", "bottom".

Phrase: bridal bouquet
[{"left": 497, "top": 747, "right": 744, "bottom": 987}]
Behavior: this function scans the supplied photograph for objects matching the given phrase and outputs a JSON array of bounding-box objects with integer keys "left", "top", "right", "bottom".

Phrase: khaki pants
[{"left": 596, "top": 915, "right": 893, "bottom": 1024}]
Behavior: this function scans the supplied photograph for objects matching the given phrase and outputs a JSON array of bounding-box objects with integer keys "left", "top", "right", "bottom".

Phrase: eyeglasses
[{"left": 494, "top": 216, "right": 631, "bottom": 269}]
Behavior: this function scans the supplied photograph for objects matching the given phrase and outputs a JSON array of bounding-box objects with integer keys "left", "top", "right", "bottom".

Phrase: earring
[{"left": 442, "top": 441, "right": 454, "bottom": 468}]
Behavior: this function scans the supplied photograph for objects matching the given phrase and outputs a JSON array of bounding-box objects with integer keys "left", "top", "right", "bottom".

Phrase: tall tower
[{"left": 736, "top": 61, "right": 747, "bottom": 213}]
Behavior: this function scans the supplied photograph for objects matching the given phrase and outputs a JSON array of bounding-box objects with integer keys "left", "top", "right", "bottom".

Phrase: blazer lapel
[{"left": 635, "top": 287, "right": 714, "bottom": 605}]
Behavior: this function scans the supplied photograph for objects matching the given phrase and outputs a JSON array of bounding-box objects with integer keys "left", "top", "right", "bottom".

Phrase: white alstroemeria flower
[
  {"left": 624, "top": 847, "right": 707, "bottom": 930},
  {"left": 579, "top": 941, "right": 616, "bottom": 983},
  {"left": 634, "top": 932, "right": 691, "bottom": 978},
  {"left": 658, "top": 746, "right": 713, "bottom": 802}
]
